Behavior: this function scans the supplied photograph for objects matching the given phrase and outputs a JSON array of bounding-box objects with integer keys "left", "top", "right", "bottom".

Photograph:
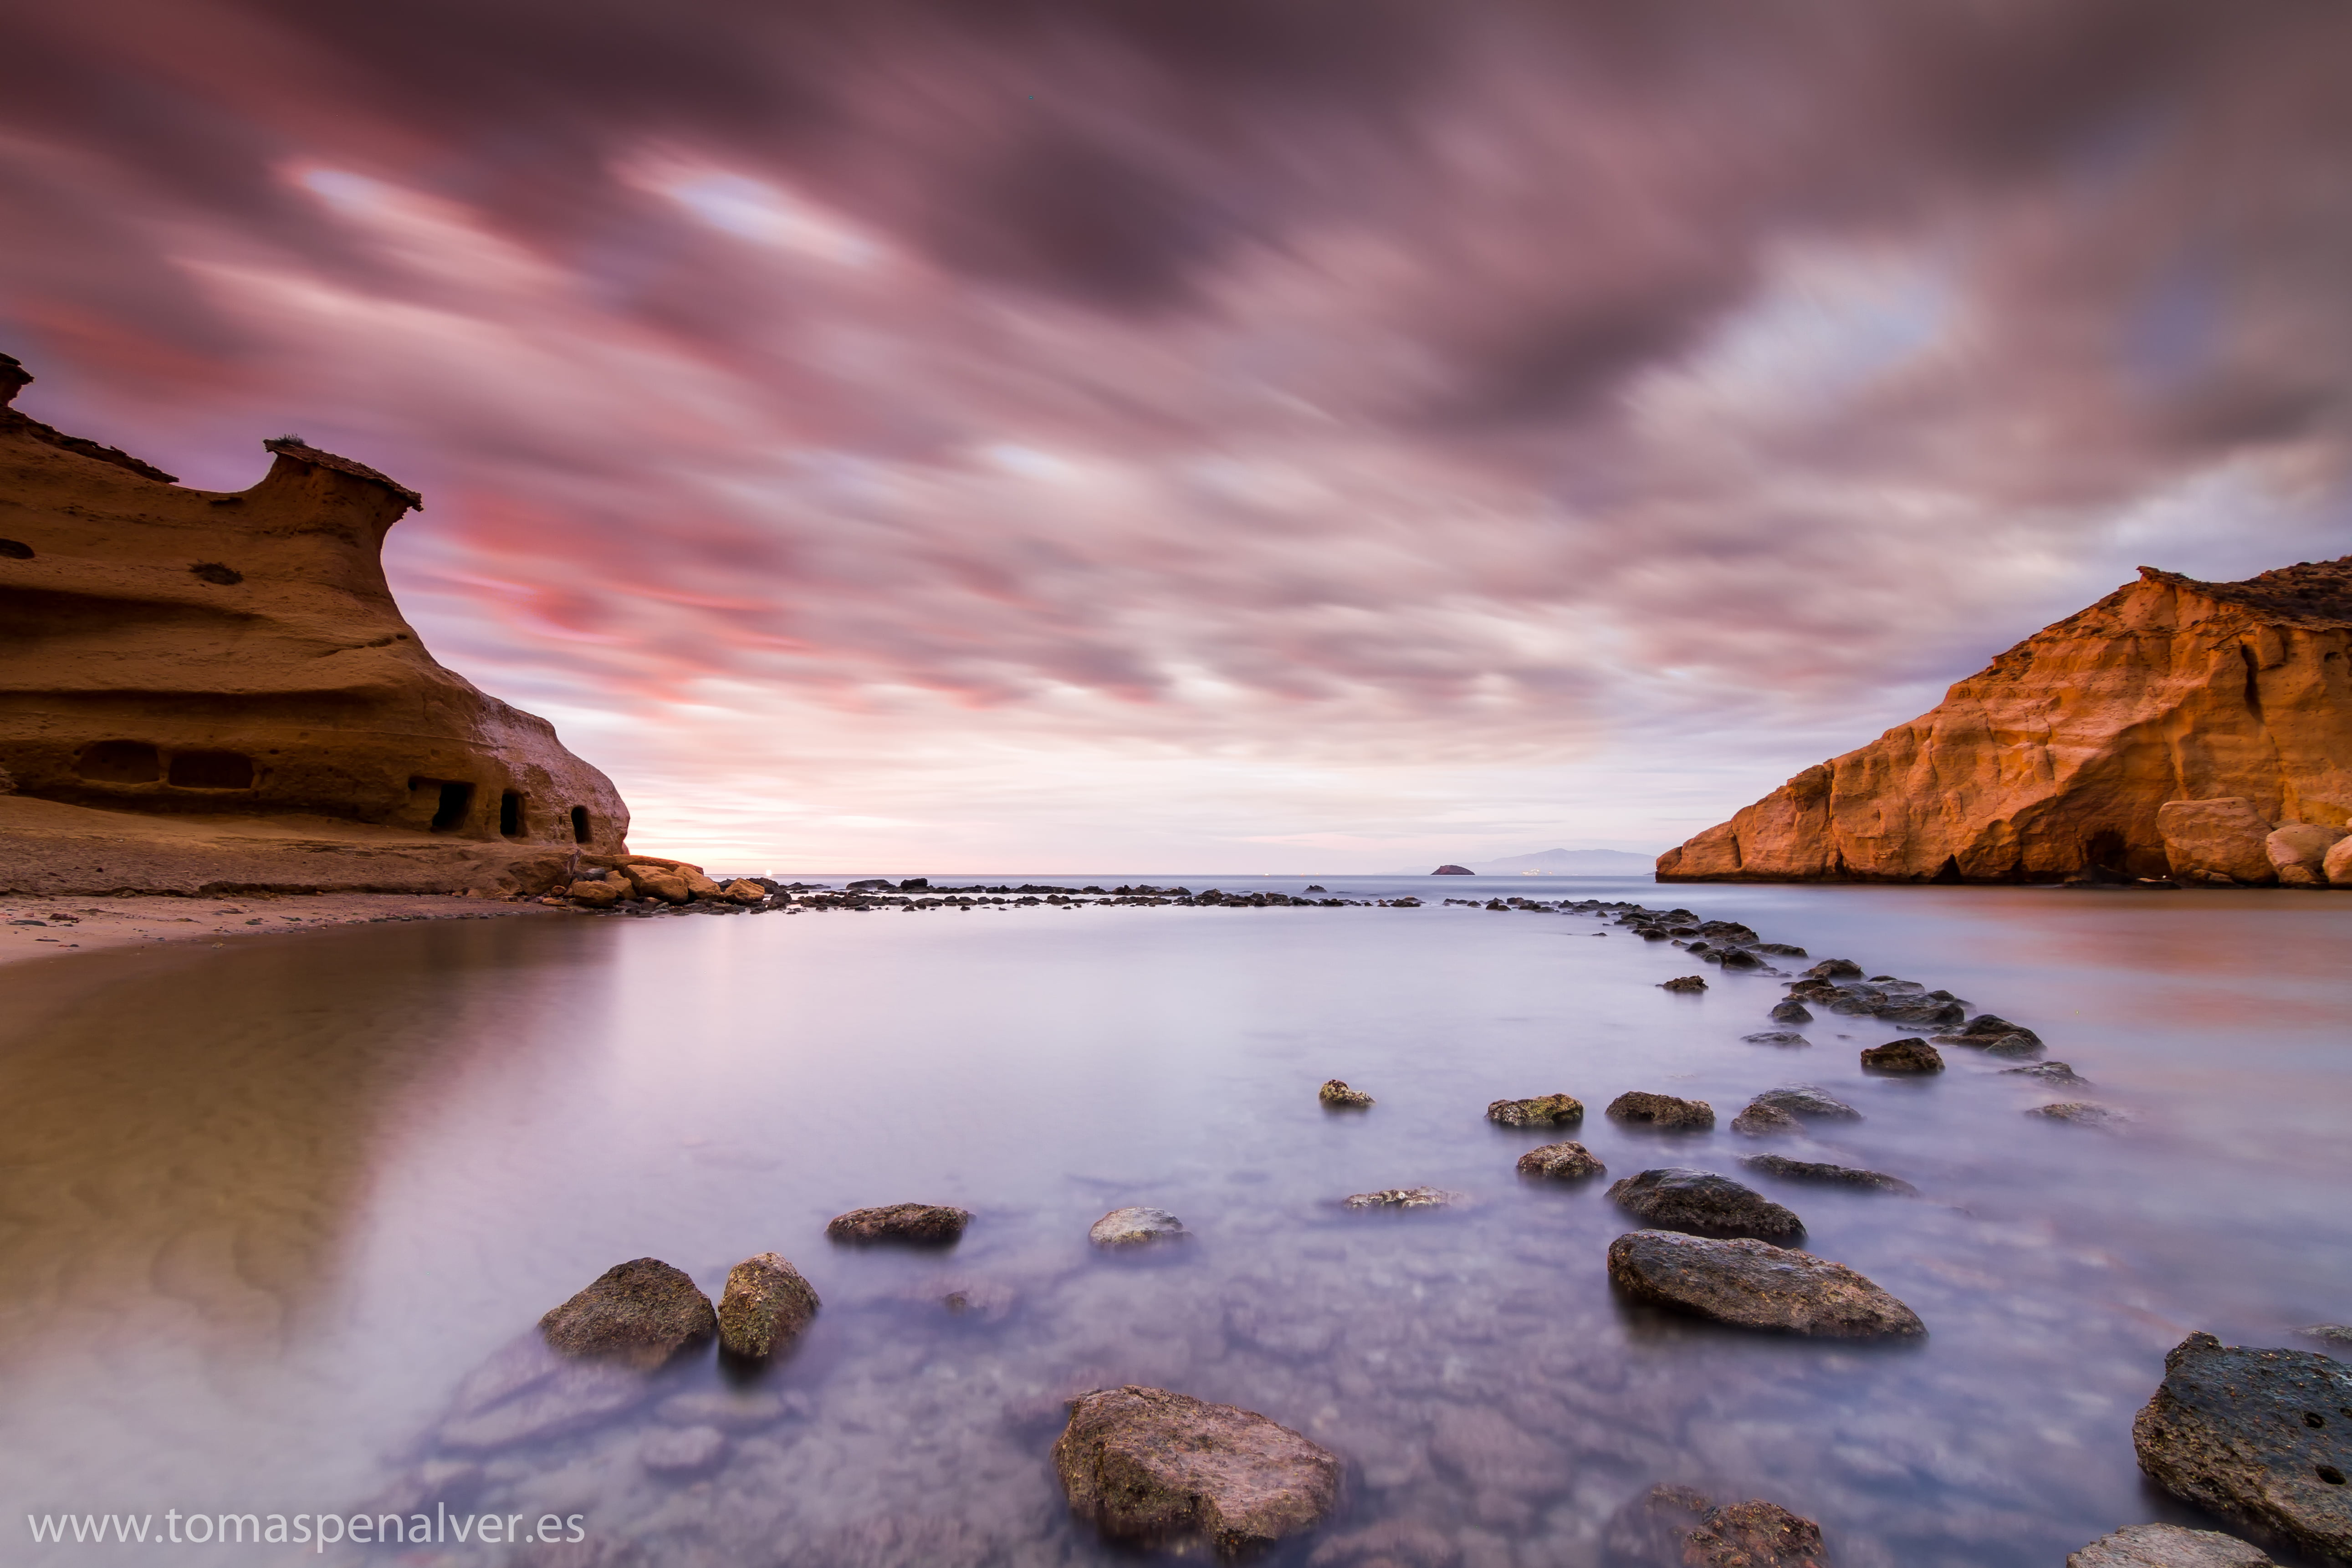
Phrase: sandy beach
[{"left": 0, "top": 890, "right": 570, "bottom": 968}]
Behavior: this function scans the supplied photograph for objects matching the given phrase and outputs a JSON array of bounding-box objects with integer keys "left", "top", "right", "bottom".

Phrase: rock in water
[
  {"left": 1052, "top": 1384, "right": 1341, "bottom": 1558},
  {"left": 1487, "top": 1093, "right": 1583, "bottom": 1127},
  {"left": 2132, "top": 1332, "right": 2352, "bottom": 1559},
  {"left": 1607, "top": 1231, "right": 1925, "bottom": 1338},
  {"left": 539, "top": 1258, "right": 717, "bottom": 1370},
  {"left": 1654, "top": 558, "right": 2352, "bottom": 885},
  {"left": 1738, "top": 1154, "right": 1918, "bottom": 1195},
  {"left": 2066, "top": 1522, "right": 2275, "bottom": 1567},
  {"left": 1748, "top": 1086, "right": 1862, "bottom": 1121},
  {"left": 1343, "top": 1186, "right": 1463, "bottom": 1210},
  {"left": 1659, "top": 975, "right": 1708, "bottom": 993},
  {"left": 1731, "top": 1102, "right": 1802, "bottom": 1136},
  {"left": 1742, "top": 1031, "right": 1812, "bottom": 1048},
  {"left": 1089, "top": 1207, "right": 1190, "bottom": 1248},
  {"left": 1861, "top": 1039, "right": 1944, "bottom": 1073},
  {"left": 1770, "top": 998, "right": 1814, "bottom": 1023},
  {"left": 2301, "top": 1325, "right": 2352, "bottom": 1349},
  {"left": 2029, "top": 1102, "right": 2126, "bottom": 1126},
  {"left": 432, "top": 1334, "right": 655, "bottom": 1452},
  {"left": 716, "top": 1253, "right": 820, "bottom": 1359},
  {"left": 825, "top": 1203, "right": 973, "bottom": 1245},
  {"left": 1319, "top": 1078, "right": 1375, "bottom": 1109},
  {"left": 1607, "top": 1091, "right": 1716, "bottom": 1131},
  {"left": 1801, "top": 959, "right": 1863, "bottom": 980},
  {"left": 2005, "top": 1061, "right": 2091, "bottom": 1086},
  {"left": 1517, "top": 1141, "right": 1607, "bottom": 1180},
  {"left": 1603, "top": 1483, "right": 1831, "bottom": 1568},
  {"left": 1607, "top": 1169, "right": 1804, "bottom": 1243}
]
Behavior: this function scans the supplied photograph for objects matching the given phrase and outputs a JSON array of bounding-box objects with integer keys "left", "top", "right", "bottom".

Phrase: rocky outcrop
[
  {"left": 2132, "top": 1332, "right": 2352, "bottom": 1560},
  {"left": 715, "top": 1253, "right": 819, "bottom": 1359},
  {"left": 825, "top": 1204, "right": 972, "bottom": 1246},
  {"left": 0, "top": 353, "right": 629, "bottom": 894},
  {"left": 1606, "top": 1168, "right": 1805, "bottom": 1243},
  {"left": 539, "top": 1258, "right": 717, "bottom": 1370},
  {"left": 1606, "top": 1231, "right": 1925, "bottom": 1337},
  {"left": 1052, "top": 1384, "right": 1341, "bottom": 1558},
  {"left": 1658, "top": 559, "right": 2352, "bottom": 884}
]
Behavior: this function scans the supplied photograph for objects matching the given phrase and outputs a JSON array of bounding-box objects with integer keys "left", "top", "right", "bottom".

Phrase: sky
[{"left": 4, "top": 0, "right": 2349, "bottom": 873}]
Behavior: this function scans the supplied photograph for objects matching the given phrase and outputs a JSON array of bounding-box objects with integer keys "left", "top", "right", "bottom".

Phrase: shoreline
[{"left": 0, "top": 890, "right": 572, "bottom": 969}]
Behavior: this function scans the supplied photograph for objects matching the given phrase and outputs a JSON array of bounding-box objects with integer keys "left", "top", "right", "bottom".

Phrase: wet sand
[{"left": 0, "top": 890, "right": 571, "bottom": 966}]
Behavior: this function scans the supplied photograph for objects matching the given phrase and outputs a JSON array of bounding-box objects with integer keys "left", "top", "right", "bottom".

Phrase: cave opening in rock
[
  {"left": 571, "top": 806, "right": 591, "bottom": 844},
  {"left": 2083, "top": 829, "right": 2129, "bottom": 875},
  {"left": 75, "top": 740, "right": 160, "bottom": 783},
  {"left": 500, "top": 790, "right": 523, "bottom": 838},
  {"left": 429, "top": 781, "right": 475, "bottom": 832},
  {"left": 167, "top": 750, "right": 255, "bottom": 789}
]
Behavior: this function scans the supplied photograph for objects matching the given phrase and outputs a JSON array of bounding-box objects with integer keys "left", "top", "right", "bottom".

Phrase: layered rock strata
[
  {"left": 0, "top": 353, "right": 629, "bottom": 894},
  {"left": 1660, "top": 559, "right": 2352, "bottom": 884}
]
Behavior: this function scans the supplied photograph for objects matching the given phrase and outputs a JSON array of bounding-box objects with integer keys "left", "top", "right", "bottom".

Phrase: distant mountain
[{"left": 1470, "top": 848, "right": 1658, "bottom": 875}]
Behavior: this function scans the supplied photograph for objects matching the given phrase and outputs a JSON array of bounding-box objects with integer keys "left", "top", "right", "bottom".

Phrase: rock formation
[
  {"left": 1659, "top": 558, "right": 2352, "bottom": 884},
  {"left": 0, "top": 352, "right": 629, "bottom": 894}
]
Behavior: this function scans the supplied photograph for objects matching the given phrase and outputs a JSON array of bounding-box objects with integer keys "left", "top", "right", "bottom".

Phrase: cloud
[{"left": 3, "top": 0, "right": 2349, "bottom": 867}]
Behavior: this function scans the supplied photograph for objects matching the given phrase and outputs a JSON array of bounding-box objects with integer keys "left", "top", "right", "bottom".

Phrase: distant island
[{"left": 1426, "top": 849, "right": 1659, "bottom": 876}]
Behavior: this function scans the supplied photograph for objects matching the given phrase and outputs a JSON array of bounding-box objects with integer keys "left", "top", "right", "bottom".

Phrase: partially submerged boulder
[
  {"left": 1730, "top": 1102, "right": 1802, "bottom": 1136},
  {"left": 2029, "top": 1102, "right": 2126, "bottom": 1127},
  {"left": 715, "top": 1253, "right": 819, "bottom": 1359},
  {"left": 1861, "top": 1039, "right": 1944, "bottom": 1074},
  {"left": 1319, "top": 1079, "right": 1375, "bottom": 1109},
  {"left": 1738, "top": 1154, "right": 1918, "bottom": 1196},
  {"left": 2066, "top": 1522, "right": 2275, "bottom": 1568},
  {"left": 2132, "top": 1333, "right": 2352, "bottom": 1561},
  {"left": 1089, "top": 1207, "right": 1190, "bottom": 1248},
  {"left": 1607, "top": 1168, "right": 1804, "bottom": 1244},
  {"left": 1606, "top": 1231, "right": 1924, "bottom": 1338},
  {"left": 2004, "top": 1061, "right": 2091, "bottom": 1086},
  {"left": 1769, "top": 998, "right": 1814, "bottom": 1023},
  {"left": 825, "top": 1203, "right": 972, "bottom": 1246},
  {"left": 539, "top": 1257, "right": 716, "bottom": 1370},
  {"left": 1659, "top": 975, "right": 1708, "bottom": 993},
  {"left": 1603, "top": 1482, "right": 1832, "bottom": 1568},
  {"left": 1343, "top": 1186, "right": 1463, "bottom": 1210},
  {"left": 1608, "top": 1091, "right": 1715, "bottom": 1131},
  {"left": 1052, "top": 1384, "right": 1341, "bottom": 1558},
  {"left": 1741, "top": 1030, "right": 1812, "bottom": 1048},
  {"left": 1747, "top": 1086, "right": 1861, "bottom": 1121},
  {"left": 1516, "top": 1141, "right": 1606, "bottom": 1181},
  {"left": 433, "top": 1335, "right": 655, "bottom": 1452},
  {"left": 1486, "top": 1093, "right": 1583, "bottom": 1128}
]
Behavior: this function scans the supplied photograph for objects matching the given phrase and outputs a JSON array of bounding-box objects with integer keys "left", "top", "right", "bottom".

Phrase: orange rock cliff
[
  {"left": 0, "top": 351, "right": 634, "bottom": 895},
  {"left": 1657, "top": 558, "right": 2352, "bottom": 887}
]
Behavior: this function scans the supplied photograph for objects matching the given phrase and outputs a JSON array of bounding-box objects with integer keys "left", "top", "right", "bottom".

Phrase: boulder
[
  {"left": 715, "top": 1253, "right": 820, "bottom": 1359},
  {"left": 2066, "top": 1522, "right": 2275, "bottom": 1568},
  {"left": 1861, "top": 1039, "right": 1943, "bottom": 1073},
  {"left": 1658, "top": 975, "right": 1708, "bottom": 993},
  {"left": 1747, "top": 1086, "right": 1861, "bottom": 1121},
  {"left": 2162, "top": 798, "right": 2280, "bottom": 886},
  {"left": 2029, "top": 1102, "right": 2125, "bottom": 1126},
  {"left": 539, "top": 1257, "right": 717, "bottom": 1370},
  {"left": 1089, "top": 1207, "right": 1189, "bottom": 1249},
  {"left": 2004, "top": 1061, "right": 2091, "bottom": 1086},
  {"left": 623, "top": 864, "right": 691, "bottom": 904},
  {"left": 1486, "top": 1093, "right": 1583, "bottom": 1128},
  {"left": 1606, "top": 1231, "right": 1925, "bottom": 1337},
  {"left": 1319, "top": 1078, "right": 1375, "bottom": 1109},
  {"left": 719, "top": 878, "right": 769, "bottom": 904},
  {"left": 825, "top": 1203, "right": 973, "bottom": 1246},
  {"left": 1432, "top": 864, "right": 1474, "bottom": 875},
  {"left": 1729, "top": 1103, "right": 1800, "bottom": 1136},
  {"left": 1738, "top": 1154, "right": 1918, "bottom": 1195},
  {"left": 1607, "top": 1168, "right": 1804, "bottom": 1243},
  {"left": 1607, "top": 1091, "right": 1716, "bottom": 1131},
  {"left": 1343, "top": 1186, "right": 1462, "bottom": 1210},
  {"left": 1603, "top": 1484, "right": 1831, "bottom": 1568},
  {"left": 680, "top": 867, "right": 727, "bottom": 899},
  {"left": 1770, "top": 998, "right": 1814, "bottom": 1023},
  {"left": 567, "top": 878, "right": 622, "bottom": 908},
  {"left": 1741, "top": 1031, "right": 1811, "bottom": 1048},
  {"left": 2267, "top": 823, "right": 2347, "bottom": 887},
  {"left": 2132, "top": 1332, "right": 2352, "bottom": 1561},
  {"left": 1052, "top": 1384, "right": 1341, "bottom": 1558},
  {"left": 1801, "top": 959, "right": 1863, "bottom": 980},
  {"left": 1948, "top": 1013, "right": 2044, "bottom": 1049},
  {"left": 2329, "top": 834, "right": 2352, "bottom": 887},
  {"left": 1516, "top": 1141, "right": 1606, "bottom": 1181}
]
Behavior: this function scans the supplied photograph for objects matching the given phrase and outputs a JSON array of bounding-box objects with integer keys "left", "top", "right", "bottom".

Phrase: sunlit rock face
[
  {"left": 0, "top": 353, "right": 629, "bottom": 859},
  {"left": 1658, "top": 558, "right": 2352, "bottom": 884}
]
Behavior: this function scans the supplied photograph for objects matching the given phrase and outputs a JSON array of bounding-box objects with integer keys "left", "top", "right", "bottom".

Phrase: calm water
[{"left": 2, "top": 876, "right": 2348, "bottom": 1567}]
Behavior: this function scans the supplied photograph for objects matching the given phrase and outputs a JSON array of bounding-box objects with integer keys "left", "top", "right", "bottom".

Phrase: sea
[{"left": 2, "top": 874, "right": 2347, "bottom": 1567}]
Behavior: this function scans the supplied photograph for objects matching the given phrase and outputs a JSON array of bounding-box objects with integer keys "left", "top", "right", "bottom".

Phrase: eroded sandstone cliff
[
  {"left": 1657, "top": 558, "right": 2352, "bottom": 884},
  {"left": 0, "top": 352, "right": 630, "bottom": 894}
]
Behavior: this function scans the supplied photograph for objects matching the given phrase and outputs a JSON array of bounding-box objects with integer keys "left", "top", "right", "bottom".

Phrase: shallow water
[{"left": 2, "top": 876, "right": 2348, "bottom": 1567}]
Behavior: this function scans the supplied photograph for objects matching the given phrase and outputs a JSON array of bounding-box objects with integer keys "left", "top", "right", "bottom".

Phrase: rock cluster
[{"left": 1051, "top": 1384, "right": 1342, "bottom": 1558}]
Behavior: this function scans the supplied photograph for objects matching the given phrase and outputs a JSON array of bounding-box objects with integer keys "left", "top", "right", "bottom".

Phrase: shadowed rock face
[
  {"left": 0, "top": 354, "right": 628, "bottom": 885},
  {"left": 2132, "top": 1333, "right": 2352, "bottom": 1560},
  {"left": 1053, "top": 1384, "right": 1340, "bottom": 1559},
  {"left": 1658, "top": 560, "right": 2352, "bottom": 884}
]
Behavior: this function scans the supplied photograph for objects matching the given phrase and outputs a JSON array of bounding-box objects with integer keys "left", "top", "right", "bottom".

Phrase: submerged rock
[
  {"left": 1604, "top": 1483, "right": 1831, "bottom": 1568},
  {"left": 1486, "top": 1093, "right": 1583, "bottom": 1128},
  {"left": 1305, "top": 1520, "right": 1460, "bottom": 1567},
  {"left": 1730, "top": 1103, "right": 1802, "bottom": 1136},
  {"left": 1659, "top": 975, "right": 1708, "bottom": 993},
  {"left": 539, "top": 1257, "right": 716, "bottom": 1370},
  {"left": 1738, "top": 1153, "right": 1919, "bottom": 1195},
  {"left": 1607, "top": 1231, "right": 1925, "bottom": 1337},
  {"left": 1319, "top": 1078, "right": 1375, "bottom": 1109},
  {"left": 1770, "top": 998, "right": 1814, "bottom": 1023},
  {"left": 1053, "top": 1384, "right": 1341, "bottom": 1558},
  {"left": 825, "top": 1203, "right": 973, "bottom": 1245},
  {"left": 1517, "top": 1141, "right": 1607, "bottom": 1181},
  {"left": 1861, "top": 1039, "right": 1944, "bottom": 1074},
  {"left": 1344, "top": 1186, "right": 1463, "bottom": 1210},
  {"left": 1748, "top": 1085, "right": 1861, "bottom": 1121},
  {"left": 433, "top": 1335, "right": 654, "bottom": 1452},
  {"left": 2066, "top": 1522, "right": 2275, "bottom": 1567},
  {"left": 1089, "top": 1207, "right": 1190, "bottom": 1248},
  {"left": 716, "top": 1252, "right": 820, "bottom": 1359},
  {"left": 2003, "top": 1060, "right": 2091, "bottom": 1086},
  {"left": 2029, "top": 1101, "right": 2126, "bottom": 1126},
  {"left": 639, "top": 1423, "right": 728, "bottom": 1477},
  {"left": 1741, "top": 1030, "right": 1811, "bottom": 1048},
  {"left": 1607, "top": 1168, "right": 1804, "bottom": 1243},
  {"left": 2132, "top": 1332, "right": 2352, "bottom": 1561},
  {"left": 1607, "top": 1091, "right": 1716, "bottom": 1131}
]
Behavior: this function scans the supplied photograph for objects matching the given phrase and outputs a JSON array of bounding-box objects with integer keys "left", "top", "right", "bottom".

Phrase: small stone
[
  {"left": 1741, "top": 1030, "right": 1811, "bottom": 1048},
  {"left": 2066, "top": 1522, "right": 2275, "bottom": 1567},
  {"left": 1607, "top": 1230, "right": 1925, "bottom": 1337},
  {"left": 1861, "top": 1038, "right": 1944, "bottom": 1073},
  {"left": 716, "top": 1252, "right": 820, "bottom": 1359},
  {"left": 1486, "top": 1093, "right": 1583, "bottom": 1128},
  {"left": 2004, "top": 1061, "right": 2091, "bottom": 1086},
  {"left": 639, "top": 1424, "right": 728, "bottom": 1477},
  {"left": 2132, "top": 1332, "right": 2352, "bottom": 1561},
  {"left": 1748, "top": 1086, "right": 1861, "bottom": 1121},
  {"left": 1319, "top": 1078, "right": 1375, "bottom": 1108},
  {"left": 1730, "top": 1103, "right": 1801, "bottom": 1136},
  {"left": 1769, "top": 998, "right": 1813, "bottom": 1023},
  {"left": 1089, "top": 1206, "right": 1189, "bottom": 1248},
  {"left": 538, "top": 1258, "right": 716, "bottom": 1370},
  {"left": 1738, "top": 1153, "right": 1918, "bottom": 1195},
  {"left": 1659, "top": 975, "right": 1708, "bottom": 993},
  {"left": 1053, "top": 1384, "right": 1341, "bottom": 1558},
  {"left": 825, "top": 1203, "right": 972, "bottom": 1245},
  {"left": 1343, "top": 1186, "right": 1463, "bottom": 1210},
  {"left": 1607, "top": 1168, "right": 1804, "bottom": 1243},
  {"left": 1517, "top": 1140, "right": 1606, "bottom": 1180},
  {"left": 1607, "top": 1091, "right": 1715, "bottom": 1130}
]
